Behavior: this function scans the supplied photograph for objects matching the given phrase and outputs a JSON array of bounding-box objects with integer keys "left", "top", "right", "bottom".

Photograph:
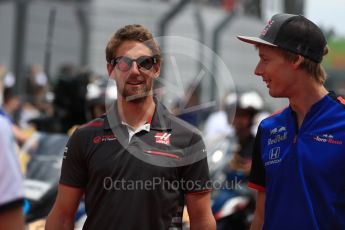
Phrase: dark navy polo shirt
[
  {"left": 60, "top": 100, "right": 211, "bottom": 230},
  {"left": 249, "top": 93, "right": 345, "bottom": 230}
]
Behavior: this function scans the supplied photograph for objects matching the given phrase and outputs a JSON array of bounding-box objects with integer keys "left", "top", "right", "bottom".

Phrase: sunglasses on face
[{"left": 110, "top": 56, "right": 158, "bottom": 72}]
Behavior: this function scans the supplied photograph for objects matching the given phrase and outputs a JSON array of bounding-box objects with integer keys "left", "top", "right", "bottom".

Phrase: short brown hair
[
  {"left": 278, "top": 47, "right": 328, "bottom": 84},
  {"left": 105, "top": 24, "right": 161, "bottom": 63}
]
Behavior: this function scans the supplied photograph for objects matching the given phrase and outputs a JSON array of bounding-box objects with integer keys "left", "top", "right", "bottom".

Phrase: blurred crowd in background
[
  {"left": 1, "top": 64, "right": 90, "bottom": 135},
  {"left": 1, "top": 0, "right": 345, "bottom": 228}
]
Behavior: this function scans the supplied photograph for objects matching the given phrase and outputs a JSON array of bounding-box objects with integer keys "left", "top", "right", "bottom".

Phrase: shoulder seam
[
  {"left": 260, "top": 107, "right": 288, "bottom": 123},
  {"left": 79, "top": 119, "right": 104, "bottom": 129},
  {"left": 328, "top": 92, "right": 345, "bottom": 109},
  {"left": 269, "top": 107, "right": 287, "bottom": 117},
  {"left": 337, "top": 96, "right": 345, "bottom": 106}
]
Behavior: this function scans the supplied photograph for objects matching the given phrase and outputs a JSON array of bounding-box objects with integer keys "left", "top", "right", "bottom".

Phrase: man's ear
[
  {"left": 292, "top": 55, "right": 304, "bottom": 69},
  {"left": 153, "top": 61, "right": 161, "bottom": 79},
  {"left": 107, "top": 64, "right": 114, "bottom": 77}
]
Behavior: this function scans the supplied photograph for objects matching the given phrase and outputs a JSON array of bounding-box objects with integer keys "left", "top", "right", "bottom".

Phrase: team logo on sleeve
[
  {"left": 63, "top": 147, "right": 68, "bottom": 159},
  {"left": 154, "top": 132, "right": 171, "bottom": 145}
]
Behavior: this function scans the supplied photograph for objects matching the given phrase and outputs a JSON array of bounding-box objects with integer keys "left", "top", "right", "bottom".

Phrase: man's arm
[
  {"left": 0, "top": 205, "right": 24, "bottom": 230},
  {"left": 250, "top": 191, "right": 265, "bottom": 230},
  {"left": 186, "top": 191, "right": 216, "bottom": 230},
  {"left": 45, "top": 184, "right": 84, "bottom": 230}
]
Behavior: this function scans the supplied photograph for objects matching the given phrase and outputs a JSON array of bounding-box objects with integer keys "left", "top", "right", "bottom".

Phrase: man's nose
[
  {"left": 130, "top": 61, "right": 141, "bottom": 75},
  {"left": 254, "top": 62, "right": 263, "bottom": 76}
]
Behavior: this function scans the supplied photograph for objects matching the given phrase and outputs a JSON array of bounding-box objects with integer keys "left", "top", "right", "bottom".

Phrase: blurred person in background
[
  {"left": 0, "top": 65, "right": 16, "bottom": 95},
  {"left": 171, "top": 82, "right": 201, "bottom": 127},
  {"left": 208, "top": 90, "right": 267, "bottom": 230},
  {"left": 205, "top": 90, "right": 268, "bottom": 172},
  {"left": 171, "top": 82, "right": 213, "bottom": 128},
  {"left": 203, "top": 91, "right": 234, "bottom": 146},
  {"left": 46, "top": 24, "right": 215, "bottom": 230},
  {"left": 238, "top": 13, "right": 345, "bottom": 229},
  {"left": 3, "top": 88, "right": 21, "bottom": 120},
  {"left": 0, "top": 70, "right": 34, "bottom": 144},
  {"left": 0, "top": 106, "right": 24, "bottom": 230},
  {"left": 25, "top": 64, "right": 52, "bottom": 115},
  {"left": 84, "top": 74, "right": 117, "bottom": 121},
  {"left": 53, "top": 64, "right": 89, "bottom": 132},
  {"left": 224, "top": 90, "right": 265, "bottom": 174},
  {"left": 2, "top": 88, "right": 31, "bottom": 144}
]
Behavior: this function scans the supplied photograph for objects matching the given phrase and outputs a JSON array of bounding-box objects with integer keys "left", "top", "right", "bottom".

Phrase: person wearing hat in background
[{"left": 237, "top": 13, "right": 345, "bottom": 229}]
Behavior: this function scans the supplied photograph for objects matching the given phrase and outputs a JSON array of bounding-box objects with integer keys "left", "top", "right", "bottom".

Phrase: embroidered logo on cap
[{"left": 261, "top": 19, "right": 274, "bottom": 36}]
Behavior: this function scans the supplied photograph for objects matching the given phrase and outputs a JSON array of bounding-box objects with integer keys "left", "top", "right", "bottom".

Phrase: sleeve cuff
[
  {"left": 0, "top": 198, "right": 24, "bottom": 214},
  {"left": 247, "top": 182, "right": 265, "bottom": 192},
  {"left": 59, "top": 181, "right": 86, "bottom": 189},
  {"left": 185, "top": 189, "right": 213, "bottom": 195}
]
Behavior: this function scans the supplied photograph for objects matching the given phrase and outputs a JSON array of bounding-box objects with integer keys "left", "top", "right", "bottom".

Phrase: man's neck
[
  {"left": 289, "top": 83, "right": 328, "bottom": 129},
  {"left": 117, "top": 96, "right": 156, "bottom": 129}
]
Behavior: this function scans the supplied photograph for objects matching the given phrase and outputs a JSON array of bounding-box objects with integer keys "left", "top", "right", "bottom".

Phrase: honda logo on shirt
[
  {"left": 269, "top": 147, "right": 280, "bottom": 160},
  {"left": 155, "top": 132, "right": 171, "bottom": 145}
]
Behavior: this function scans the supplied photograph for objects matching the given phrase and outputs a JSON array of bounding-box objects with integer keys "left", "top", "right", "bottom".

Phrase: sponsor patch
[
  {"left": 93, "top": 134, "right": 117, "bottom": 144},
  {"left": 63, "top": 147, "right": 68, "bottom": 159},
  {"left": 154, "top": 132, "right": 171, "bottom": 145},
  {"left": 265, "top": 147, "right": 282, "bottom": 166},
  {"left": 313, "top": 134, "right": 343, "bottom": 145},
  {"left": 268, "top": 126, "right": 288, "bottom": 145}
]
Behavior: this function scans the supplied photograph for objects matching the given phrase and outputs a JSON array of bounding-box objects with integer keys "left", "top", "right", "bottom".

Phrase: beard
[{"left": 120, "top": 79, "right": 154, "bottom": 103}]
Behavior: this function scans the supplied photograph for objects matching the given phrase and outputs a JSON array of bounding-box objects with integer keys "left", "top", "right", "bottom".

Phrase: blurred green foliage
[{"left": 324, "top": 37, "right": 345, "bottom": 69}]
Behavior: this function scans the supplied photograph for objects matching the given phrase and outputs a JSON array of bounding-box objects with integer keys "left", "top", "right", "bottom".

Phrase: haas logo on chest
[{"left": 154, "top": 132, "right": 171, "bottom": 145}]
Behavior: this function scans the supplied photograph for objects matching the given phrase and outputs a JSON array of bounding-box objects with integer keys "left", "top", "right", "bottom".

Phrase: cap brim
[{"left": 237, "top": 35, "right": 277, "bottom": 47}]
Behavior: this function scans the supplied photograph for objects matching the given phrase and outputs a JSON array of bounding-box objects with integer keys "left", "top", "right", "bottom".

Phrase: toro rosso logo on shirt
[
  {"left": 313, "top": 134, "right": 343, "bottom": 145},
  {"left": 154, "top": 132, "right": 171, "bottom": 145},
  {"left": 93, "top": 134, "right": 117, "bottom": 144},
  {"left": 268, "top": 126, "right": 287, "bottom": 145}
]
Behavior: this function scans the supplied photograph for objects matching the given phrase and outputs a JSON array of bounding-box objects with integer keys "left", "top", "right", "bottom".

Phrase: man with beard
[{"left": 46, "top": 24, "right": 215, "bottom": 230}]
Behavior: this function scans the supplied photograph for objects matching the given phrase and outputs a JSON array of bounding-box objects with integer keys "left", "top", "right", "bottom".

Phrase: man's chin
[
  {"left": 124, "top": 91, "right": 152, "bottom": 102},
  {"left": 268, "top": 90, "right": 282, "bottom": 98},
  {"left": 269, "top": 93, "right": 286, "bottom": 99}
]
